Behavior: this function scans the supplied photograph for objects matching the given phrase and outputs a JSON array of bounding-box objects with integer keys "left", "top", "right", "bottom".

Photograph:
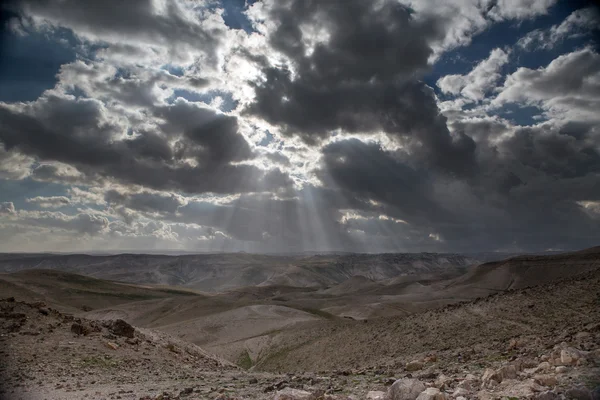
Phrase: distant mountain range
[{"left": 0, "top": 251, "right": 519, "bottom": 292}]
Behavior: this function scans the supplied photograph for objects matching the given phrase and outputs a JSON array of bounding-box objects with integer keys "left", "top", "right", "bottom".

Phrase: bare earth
[{"left": 1, "top": 248, "right": 600, "bottom": 399}]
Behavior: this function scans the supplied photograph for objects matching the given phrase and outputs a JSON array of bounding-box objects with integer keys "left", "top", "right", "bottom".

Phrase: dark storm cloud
[
  {"left": 154, "top": 100, "right": 254, "bottom": 167},
  {"left": 246, "top": 0, "right": 476, "bottom": 176},
  {"left": 317, "top": 139, "right": 448, "bottom": 224},
  {"left": 498, "top": 126, "right": 600, "bottom": 179},
  {"left": 10, "top": 0, "right": 222, "bottom": 62},
  {"left": 0, "top": 94, "right": 291, "bottom": 194}
]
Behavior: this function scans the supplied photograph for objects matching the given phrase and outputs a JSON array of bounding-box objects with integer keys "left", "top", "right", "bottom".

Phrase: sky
[{"left": 0, "top": 0, "right": 599, "bottom": 254}]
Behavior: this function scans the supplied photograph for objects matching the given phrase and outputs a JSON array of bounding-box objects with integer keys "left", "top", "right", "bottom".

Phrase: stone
[
  {"left": 481, "top": 368, "right": 501, "bottom": 388},
  {"left": 106, "top": 341, "right": 118, "bottom": 350},
  {"left": 560, "top": 348, "right": 581, "bottom": 365},
  {"left": 534, "top": 391, "right": 560, "bottom": 400},
  {"left": 415, "top": 388, "right": 448, "bottom": 400},
  {"left": 273, "top": 388, "right": 312, "bottom": 400},
  {"left": 456, "top": 377, "right": 479, "bottom": 392},
  {"left": 534, "top": 375, "right": 558, "bottom": 387},
  {"left": 536, "top": 362, "right": 552, "bottom": 372},
  {"left": 575, "top": 332, "right": 591, "bottom": 340},
  {"left": 106, "top": 319, "right": 135, "bottom": 338},
  {"left": 434, "top": 374, "right": 450, "bottom": 389},
  {"left": 405, "top": 361, "right": 424, "bottom": 372},
  {"left": 565, "top": 386, "right": 592, "bottom": 400},
  {"left": 387, "top": 378, "right": 426, "bottom": 400},
  {"left": 70, "top": 323, "right": 91, "bottom": 336},
  {"left": 366, "top": 391, "right": 386, "bottom": 400},
  {"left": 555, "top": 366, "right": 568, "bottom": 374},
  {"left": 424, "top": 354, "right": 437, "bottom": 363},
  {"left": 496, "top": 364, "right": 518, "bottom": 380},
  {"left": 452, "top": 388, "right": 469, "bottom": 397}
]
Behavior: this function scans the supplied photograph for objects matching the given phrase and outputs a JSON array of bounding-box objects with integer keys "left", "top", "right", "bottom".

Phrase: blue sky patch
[{"left": 0, "top": 21, "right": 77, "bottom": 102}]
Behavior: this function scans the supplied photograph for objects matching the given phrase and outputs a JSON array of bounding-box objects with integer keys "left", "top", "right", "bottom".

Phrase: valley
[{"left": 1, "top": 248, "right": 599, "bottom": 399}]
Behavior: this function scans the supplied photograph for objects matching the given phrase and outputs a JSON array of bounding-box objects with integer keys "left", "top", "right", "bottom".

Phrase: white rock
[
  {"left": 560, "top": 348, "right": 581, "bottom": 365},
  {"left": 387, "top": 378, "right": 427, "bottom": 400},
  {"left": 415, "top": 388, "right": 448, "bottom": 400},
  {"left": 366, "top": 391, "right": 386, "bottom": 400},
  {"left": 273, "top": 388, "right": 313, "bottom": 400}
]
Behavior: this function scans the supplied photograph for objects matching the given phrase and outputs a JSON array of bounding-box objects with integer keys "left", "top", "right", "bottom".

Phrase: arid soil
[{"left": 1, "top": 248, "right": 600, "bottom": 399}]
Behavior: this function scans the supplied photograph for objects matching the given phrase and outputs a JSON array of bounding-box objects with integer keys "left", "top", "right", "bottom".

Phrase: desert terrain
[{"left": 1, "top": 248, "right": 599, "bottom": 400}]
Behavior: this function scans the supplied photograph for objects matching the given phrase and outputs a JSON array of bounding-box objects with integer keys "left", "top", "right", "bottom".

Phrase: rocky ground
[{"left": 2, "top": 273, "right": 600, "bottom": 400}]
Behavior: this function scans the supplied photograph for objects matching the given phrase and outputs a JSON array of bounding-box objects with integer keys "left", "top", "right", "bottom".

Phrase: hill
[{"left": 0, "top": 252, "right": 496, "bottom": 292}]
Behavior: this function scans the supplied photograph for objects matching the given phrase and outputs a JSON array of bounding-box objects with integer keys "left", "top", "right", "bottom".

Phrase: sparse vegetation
[
  {"left": 237, "top": 350, "right": 253, "bottom": 369},
  {"left": 80, "top": 356, "right": 120, "bottom": 369}
]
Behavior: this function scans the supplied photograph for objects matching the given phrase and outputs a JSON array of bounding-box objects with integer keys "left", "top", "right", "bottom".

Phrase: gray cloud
[
  {"left": 11, "top": 0, "right": 223, "bottom": 63},
  {"left": 0, "top": 94, "right": 291, "bottom": 194},
  {"left": 246, "top": 0, "right": 476, "bottom": 177}
]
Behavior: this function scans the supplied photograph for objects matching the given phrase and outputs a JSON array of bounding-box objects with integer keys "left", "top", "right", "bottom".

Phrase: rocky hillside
[{"left": 1, "top": 294, "right": 599, "bottom": 400}]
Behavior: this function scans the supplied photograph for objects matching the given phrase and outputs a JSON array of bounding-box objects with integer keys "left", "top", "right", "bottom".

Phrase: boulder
[
  {"left": 70, "top": 322, "right": 91, "bottom": 336},
  {"left": 366, "top": 391, "right": 386, "bottom": 400},
  {"left": 106, "top": 319, "right": 135, "bottom": 338},
  {"left": 415, "top": 388, "right": 448, "bottom": 400},
  {"left": 555, "top": 366, "right": 568, "bottom": 374},
  {"left": 273, "top": 388, "right": 313, "bottom": 400},
  {"left": 387, "top": 378, "right": 426, "bottom": 400}
]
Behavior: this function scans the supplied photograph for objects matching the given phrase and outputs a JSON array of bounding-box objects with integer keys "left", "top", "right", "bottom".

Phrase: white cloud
[
  {"left": 488, "top": 0, "right": 557, "bottom": 20},
  {"left": 0, "top": 145, "right": 33, "bottom": 180},
  {"left": 437, "top": 48, "right": 510, "bottom": 102},
  {"left": 492, "top": 47, "right": 600, "bottom": 123},
  {"left": 517, "top": 7, "right": 600, "bottom": 51},
  {"left": 0, "top": 202, "right": 17, "bottom": 216}
]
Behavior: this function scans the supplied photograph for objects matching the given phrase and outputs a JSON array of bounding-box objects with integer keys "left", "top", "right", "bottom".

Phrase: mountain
[{"left": 0, "top": 252, "right": 494, "bottom": 292}]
